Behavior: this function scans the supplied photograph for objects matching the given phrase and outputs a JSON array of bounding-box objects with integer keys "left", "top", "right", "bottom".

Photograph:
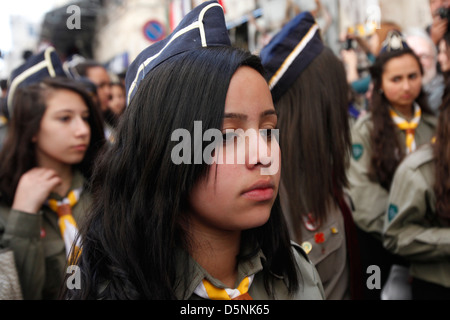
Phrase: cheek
[
  {"left": 192, "top": 165, "right": 239, "bottom": 205},
  {"left": 188, "top": 166, "right": 240, "bottom": 226},
  {"left": 381, "top": 81, "right": 398, "bottom": 99},
  {"left": 35, "top": 131, "right": 64, "bottom": 157}
]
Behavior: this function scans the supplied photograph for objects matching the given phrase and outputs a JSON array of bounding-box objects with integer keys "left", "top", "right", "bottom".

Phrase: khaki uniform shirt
[
  {"left": 0, "top": 171, "right": 90, "bottom": 299},
  {"left": 383, "top": 143, "right": 450, "bottom": 287},
  {"left": 280, "top": 186, "right": 350, "bottom": 300},
  {"left": 347, "top": 112, "right": 437, "bottom": 239},
  {"left": 174, "top": 242, "right": 325, "bottom": 300}
]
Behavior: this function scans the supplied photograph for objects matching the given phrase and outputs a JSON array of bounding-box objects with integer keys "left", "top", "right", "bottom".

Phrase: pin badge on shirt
[
  {"left": 314, "top": 232, "right": 325, "bottom": 244},
  {"left": 302, "top": 213, "right": 318, "bottom": 231},
  {"left": 301, "top": 241, "right": 312, "bottom": 254}
]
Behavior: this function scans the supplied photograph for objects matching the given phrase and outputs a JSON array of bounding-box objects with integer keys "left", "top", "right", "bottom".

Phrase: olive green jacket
[
  {"left": 383, "top": 143, "right": 450, "bottom": 287},
  {"left": 174, "top": 242, "right": 325, "bottom": 300},
  {"left": 347, "top": 112, "right": 437, "bottom": 239},
  {"left": 0, "top": 171, "right": 90, "bottom": 299}
]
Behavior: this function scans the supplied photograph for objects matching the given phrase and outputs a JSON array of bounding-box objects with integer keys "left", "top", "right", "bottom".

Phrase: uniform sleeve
[
  {"left": 347, "top": 120, "right": 389, "bottom": 238},
  {"left": 1, "top": 208, "right": 46, "bottom": 299},
  {"left": 291, "top": 242, "right": 325, "bottom": 300},
  {"left": 383, "top": 165, "right": 450, "bottom": 261}
]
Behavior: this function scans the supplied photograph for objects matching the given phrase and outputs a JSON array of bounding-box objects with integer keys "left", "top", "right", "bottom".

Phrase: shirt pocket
[{"left": 301, "top": 218, "right": 345, "bottom": 285}]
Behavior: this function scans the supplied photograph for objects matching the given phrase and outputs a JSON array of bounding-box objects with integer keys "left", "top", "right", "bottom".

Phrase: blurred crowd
[{"left": 0, "top": 0, "right": 449, "bottom": 302}]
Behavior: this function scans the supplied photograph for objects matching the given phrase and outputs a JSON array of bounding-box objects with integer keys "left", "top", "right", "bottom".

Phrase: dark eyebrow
[
  {"left": 224, "top": 112, "right": 247, "bottom": 120},
  {"left": 261, "top": 109, "right": 277, "bottom": 118},
  {"left": 223, "top": 109, "right": 277, "bottom": 120}
]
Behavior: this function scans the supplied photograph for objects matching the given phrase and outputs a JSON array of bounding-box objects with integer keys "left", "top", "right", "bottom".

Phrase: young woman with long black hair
[{"left": 63, "top": 1, "right": 324, "bottom": 300}]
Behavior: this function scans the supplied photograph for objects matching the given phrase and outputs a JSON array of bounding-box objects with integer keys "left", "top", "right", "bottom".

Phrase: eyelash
[
  {"left": 222, "top": 129, "right": 274, "bottom": 146},
  {"left": 58, "top": 116, "right": 90, "bottom": 122},
  {"left": 59, "top": 116, "right": 71, "bottom": 122}
]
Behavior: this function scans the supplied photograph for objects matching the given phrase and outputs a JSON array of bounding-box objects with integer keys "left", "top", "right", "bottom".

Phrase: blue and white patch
[
  {"left": 352, "top": 144, "right": 364, "bottom": 161},
  {"left": 388, "top": 204, "right": 399, "bottom": 222}
]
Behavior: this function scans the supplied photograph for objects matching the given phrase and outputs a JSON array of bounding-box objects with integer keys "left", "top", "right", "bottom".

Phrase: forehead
[
  {"left": 383, "top": 54, "right": 421, "bottom": 73},
  {"left": 86, "top": 66, "right": 109, "bottom": 81},
  {"left": 224, "top": 66, "right": 274, "bottom": 116},
  {"left": 45, "top": 89, "right": 88, "bottom": 112}
]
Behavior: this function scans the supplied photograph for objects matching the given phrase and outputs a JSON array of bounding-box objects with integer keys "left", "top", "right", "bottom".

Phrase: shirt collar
[{"left": 174, "top": 245, "right": 266, "bottom": 300}]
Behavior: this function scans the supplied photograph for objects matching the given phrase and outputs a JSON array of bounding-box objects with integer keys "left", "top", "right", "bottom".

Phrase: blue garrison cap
[
  {"left": 379, "top": 30, "right": 409, "bottom": 53},
  {"left": 260, "top": 11, "right": 324, "bottom": 103},
  {"left": 125, "top": 0, "right": 230, "bottom": 105},
  {"left": 7, "top": 46, "right": 66, "bottom": 117}
]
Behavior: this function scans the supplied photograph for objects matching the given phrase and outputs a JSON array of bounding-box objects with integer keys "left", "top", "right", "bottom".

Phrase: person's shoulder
[
  {"left": 351, "top": 113, "right": 373, "bottom": 149},
  {"left": 291, "top": 241, "right": 310, "bottom": 262},
  {"left": 352, "top": 112, "right": 373, "bottom": 133},
  {"left": 421, "top": 110, "right": 438, "bottom": 128},
  {"left": 399, "top": 143, "right": 434, "bottom": 173},
  {"left": 289, "top": 241, "right": 325, "bottom": 299}
]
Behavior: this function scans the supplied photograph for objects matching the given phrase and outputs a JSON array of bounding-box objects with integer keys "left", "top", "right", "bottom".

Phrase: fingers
[{"left": 12, "top": 168, "right": 62, "bottom": 214}]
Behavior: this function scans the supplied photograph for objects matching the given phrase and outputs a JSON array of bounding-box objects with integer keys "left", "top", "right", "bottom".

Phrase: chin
[
  {"left": 239, "top": 207, "right": 272, "bottom": 230},
  {"left": 65, "top": 156, "right": 85, "bottom": 165}
]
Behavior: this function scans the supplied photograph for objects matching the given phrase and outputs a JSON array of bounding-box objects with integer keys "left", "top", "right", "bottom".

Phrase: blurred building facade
[{"left": 0, "top": 0, "right": 434, "bottom": 80}]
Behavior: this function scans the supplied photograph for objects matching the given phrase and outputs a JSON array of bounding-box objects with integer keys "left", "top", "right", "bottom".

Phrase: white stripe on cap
[
  {"left": 45, "top": 46, "right": 56, "bottom": 77},
  {"left": 127, "top": 2, "right": 223, "bottom": 105},
  {"left": 7, "top": 46, "right": 57, "bottom": 116},
  {"left": 268, "top": 23, "right": 319, "bottom": 90}
]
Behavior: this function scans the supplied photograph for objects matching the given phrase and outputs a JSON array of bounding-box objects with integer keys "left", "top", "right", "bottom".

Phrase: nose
[
  {"left": 74, "top": 116, "right": 91, "bottom": 138},
  {"left": 403, "top": 79, "right": 411, "bottom": 91},
  {"left": 245, "top": 129, "right": 278, "bottom": 171}
]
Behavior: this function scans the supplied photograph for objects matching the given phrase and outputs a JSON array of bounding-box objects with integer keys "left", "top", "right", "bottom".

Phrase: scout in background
[
  {"left": 260, "top": 12, "right": 363, "bottom": 300},
  {"left": 383, "top": 30, "right": 450, "bottom": 300},
  {"left": 0, "top": 48, "right": 106, "bottom": 299},
  {"left": 347, "top": 30, "right": 437, "bottom": 299},
  {"left": 108, "top": 81, "right": 126, "bottom": 121},
  {"left": 63, "top": 1, "right": 324, "bottom": 300}
]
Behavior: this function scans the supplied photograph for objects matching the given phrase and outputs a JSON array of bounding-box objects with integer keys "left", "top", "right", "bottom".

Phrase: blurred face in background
[
  {"left": 109, "top": 83, "right": 126, "bottom": 116},
  {"left": 34, "top": 89, "right": 91, "bottom": 167},
  {"left": 438, "top": 38, "right": 450, "bottom": 71},
  {"left": 381, "top": 53, "right": 423, "bottom": 112},
  {"left": 406, "top": 35, "right": 437, "bottom": 84},
  {"left": 86, "top": 66, "right": 111, "bottom": 113}
]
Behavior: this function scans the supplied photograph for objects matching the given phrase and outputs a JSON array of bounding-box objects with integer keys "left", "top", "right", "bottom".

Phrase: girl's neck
[
  {"left": 37, "top": 158, "right": 73, "bottom": 196},
  {"left": 391, "top": 103, "right": 414, "bottom": 120},
  {"left": 189, "top": 226, "right": 241, "bottom": 288}
]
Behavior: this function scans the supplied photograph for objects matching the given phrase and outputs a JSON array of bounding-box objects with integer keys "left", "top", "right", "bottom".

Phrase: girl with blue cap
[
  {"left": 63, "top": 1, "right": 324, "bottom": 300},
  {"left": 260, "top": 11, "right": 362, "bottom": 300}
]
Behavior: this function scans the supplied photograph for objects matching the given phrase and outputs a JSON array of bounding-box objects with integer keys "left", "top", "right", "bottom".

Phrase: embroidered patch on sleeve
[
  {"left": 388, "top": 204, "right": 399, "bottom": 222},
  {"left": 352, "top": 144, "right": 364, "bottom": 161}
]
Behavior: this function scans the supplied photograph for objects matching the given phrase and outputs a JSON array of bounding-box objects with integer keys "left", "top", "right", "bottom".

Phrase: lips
[
  {"left": 72, "top": 144, "right": 88, "bottom": 151},
  {"left": 241, "top": 180, "right": 275, "bottom": 201}
]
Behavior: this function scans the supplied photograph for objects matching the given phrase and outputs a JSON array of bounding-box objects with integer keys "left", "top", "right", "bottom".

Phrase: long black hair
[
  {"left": 64, "top": 46, "right": 299, "bottom": 299},
  {"left": 0, "top": 77, "right": 106, "bottom": 205}
]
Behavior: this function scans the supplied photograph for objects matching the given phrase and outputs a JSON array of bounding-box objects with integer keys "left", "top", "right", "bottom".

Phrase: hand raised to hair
[{"left": 12, "top": 168, "right": 62, "bottom": 214}]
